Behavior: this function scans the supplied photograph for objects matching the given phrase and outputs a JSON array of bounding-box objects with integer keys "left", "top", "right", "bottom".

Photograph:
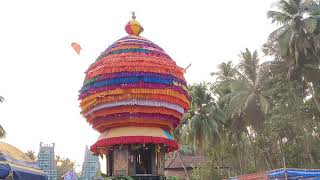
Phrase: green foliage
[
  {"left": 104, "top": 176, "right": 134, "bottom": 180},
  {"left": 180, "top": 145, "right": 194, "bottom": 155},
  {"left": 180, "top": 83, "right": 223, "bottom": 153},
  {"left": 0, "top": 125, "right": 6, "bottom": 139},
  {"left": 25, "top": 150, "right": 36, "bottom": 161},
  {"left": 100, "top": 173, "right": 108, "bottom": 178},
  {"left": 56, "top": 155, "right": 76, "bottom": 180},
  {"left": 176, "top": 2, "right": 320, "bottom": 178},
  {"left": 266, "top": 0, "right": 320, "bottom": 112},
  {"left": 191, "top": 156, "right": 223, "bottom": 180},
  {"left": 166, "top": 176, "right": 179, "bottom": 180}
]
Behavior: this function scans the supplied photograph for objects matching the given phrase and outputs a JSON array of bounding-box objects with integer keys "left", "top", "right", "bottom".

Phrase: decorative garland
[
  {"left": 91, "top": 136, "right": 179, "bottom": 153},
  {"left": 80, "top": 88, "right": 190, "bottom": 105},
  {"left": 83, "top": 99, "right": 185, "bottom": 116},
  {"left": 83, "top": 72, "right": 187, "bottom": 87},
  {"left": 94, "top": 120, "right": 174, "bottom": 133},
  {"left": 81, "top": 94, "right": 189, "bottom": 113},
  {"left": 86, "top": 106, "right": 182, "bottom": 122}
]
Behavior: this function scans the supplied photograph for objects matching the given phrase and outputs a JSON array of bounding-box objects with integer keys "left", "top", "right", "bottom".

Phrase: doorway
[
  {"left": 135, "top": 145, "right": 153, "bottom": 175},
  {"left": 107, "top": 150, "right": 113, "bottom": 176}
]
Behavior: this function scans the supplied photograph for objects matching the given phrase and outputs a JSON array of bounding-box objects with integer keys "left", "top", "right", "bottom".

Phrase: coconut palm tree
[
  {"left": 215, "top": 49, "right": 270, "bottom": 132},
  {"left": 267, "top": 0, "right": 320, "bottom": 112},
  {"left": 210, "top": 61, "right": 237, "bottom": 98},
  {"left": 182, "top": 83, "right": 224, "bottom": 154},
  {"left": 210, "top": 61, "right": 237, "bottom": 82},
  {"left": 210, "top": 49, "right": 270, "bottom": 169},
  {"left": 267, "top": 0, "right": 320, "bottom": 61}
]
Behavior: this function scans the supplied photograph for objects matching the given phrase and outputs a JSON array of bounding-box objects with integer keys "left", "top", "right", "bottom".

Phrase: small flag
[
  {"left": 71, "top": 42, "right": 82, "bottom": 55},
  {"left": 185, "top": 63, "right": 192, "bottom": 70},
  {"left": 183, "top": 63, "right": 192, "bottom": 73}
]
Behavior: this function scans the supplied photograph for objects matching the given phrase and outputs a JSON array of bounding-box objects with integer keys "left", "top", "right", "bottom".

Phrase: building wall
[{"left": 36, "top": 143, "right": 57, "bottom": 180}]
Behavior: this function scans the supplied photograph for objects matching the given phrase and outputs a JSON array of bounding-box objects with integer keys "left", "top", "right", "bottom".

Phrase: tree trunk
[
  {"left": 278, "top": 137, "right": 287, "bottom": 169},
  {"left": 218, "top": 150, "right": 229, "bottom": 177},
  {"left": 264, "top": 154, "right": 271, "bottom": 170},
  {"left": 261, "top": 134, "right": 276, "bottom": 169},
  {"left": 246, "top": 130, "right": 257, "bottom": 170},
  {"left": 312, "top": 131, "right": 320, "bottom": 145},
  {"left": 306, "top": 145, "right": 316, "bottom": 165},
  {"left": 237, "top": 143, "right": 243, "bottom": 174},
  {"left": 312, "top": 49, "right": 320, "bottom": 64},
  {"left": 305, "top": 79, "right": 320, "bottom": 113},
  {"left": 266, "top": 149, "right": 275, "bottom": 169},
  {"left": 176, "top": 151, "right": 192, "bottom": 180}
]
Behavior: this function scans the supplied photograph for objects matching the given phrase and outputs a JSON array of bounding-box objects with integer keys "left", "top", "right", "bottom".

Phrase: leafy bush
[
  {"left": 166, "top": 176, "right": 179, "bottom": 180},
  {"left": 104, "top": 176, "right": 134, "bottom": 180},
  {"left": 192, "top": 165, "right": 223, "bottom": 180}
]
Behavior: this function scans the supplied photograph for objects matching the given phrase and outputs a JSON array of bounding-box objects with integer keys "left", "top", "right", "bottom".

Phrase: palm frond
[
  {"left": 218, "top": 91, "right": 240, "bottom": 105},
  {"left": 244, "top": 93, "right": 257, "bottom": 111},
  {"left": 233, "top": 68, "right": 253, "bottom": 86},
  {"left": 268, "top": 25, "right": 290, "bottom": 41},
  {"left": 238, "top": 49, "right": 259, "bottom": 84},
  {"left": 0, "top": 96, "right": 4, "bottom": 103},
  {"left": 278, "top": 29, "right": 292, "bottom": 56},
  {"left": 211, "top": 61, "right": 236, "bottom": 81},
  {"left": 307, "top": 3, "right": 320, "bottom": 15},
  {"left": 278, "top": 0, "right": 300, "bottom": 15},
  {"left": 0, "top": 125, "right": 6, "bottom": 139},
  {"left": 267, "top": 10, "right": 292, "bottom": 24},
  {"left": 225, "top": 93, "right": 248, "bottom": 119},
  {"left": 303, "top": 17, "right": 318, "bottom": 33},
  {"left": 230, "top": 79, "right": 251, "bottom": 92},
  {"left": 299, "top": 0, "right": 314, "bottom": 15},
  {"left": 259, "top": 95, "right": 271, "bottom": 114}
]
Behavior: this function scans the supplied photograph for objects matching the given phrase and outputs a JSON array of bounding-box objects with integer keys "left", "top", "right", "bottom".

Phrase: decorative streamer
[
  {"left": 83, "top": 99, "right": 185, "bottom": 116},
  {"left": 86, "top": 106, "right": 182, "bottom": 122},
  {"left": 81, "top": 94, "right": 189, "bottom": 114}
]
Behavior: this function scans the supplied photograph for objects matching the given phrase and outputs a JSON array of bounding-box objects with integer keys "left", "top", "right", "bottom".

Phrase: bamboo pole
[{"left": 176, "top": 151, "right": 192, "bottom": 180}]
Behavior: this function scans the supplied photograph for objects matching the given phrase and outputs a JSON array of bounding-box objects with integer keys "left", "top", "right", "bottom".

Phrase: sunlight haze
[{"left": 0, "top": 0, "right": 276, "bottom": 172}]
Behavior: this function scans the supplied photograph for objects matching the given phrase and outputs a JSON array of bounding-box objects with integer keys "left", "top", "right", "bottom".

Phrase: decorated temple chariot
[{"left": 79, "top": 13, "right": 190, "bottom": 179}]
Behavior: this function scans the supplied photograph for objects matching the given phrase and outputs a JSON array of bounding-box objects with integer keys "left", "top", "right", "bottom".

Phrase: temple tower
[
  {"left": 36, "top": 142, "right": 57, "bottom": 180},
  {"left": 79, "top": 13, "right": 190, "bottom": 179},
  {"left": 79, "top": 146, "right": 101, "bottom": 180}
]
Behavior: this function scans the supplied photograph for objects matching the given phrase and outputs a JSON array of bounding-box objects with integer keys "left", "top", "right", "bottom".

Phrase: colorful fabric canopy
[
  {"left": 229, "top": 168, "right": 320, "bottom": 180},
  {"left": 79, "top": 17, "right": 190, "bottom": 154},
  {"left": 0, "top": 142, "right": 47, "bottom": 180},
  {"left": 268, "top": 168, "right": 320, "bottom": 180}
]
